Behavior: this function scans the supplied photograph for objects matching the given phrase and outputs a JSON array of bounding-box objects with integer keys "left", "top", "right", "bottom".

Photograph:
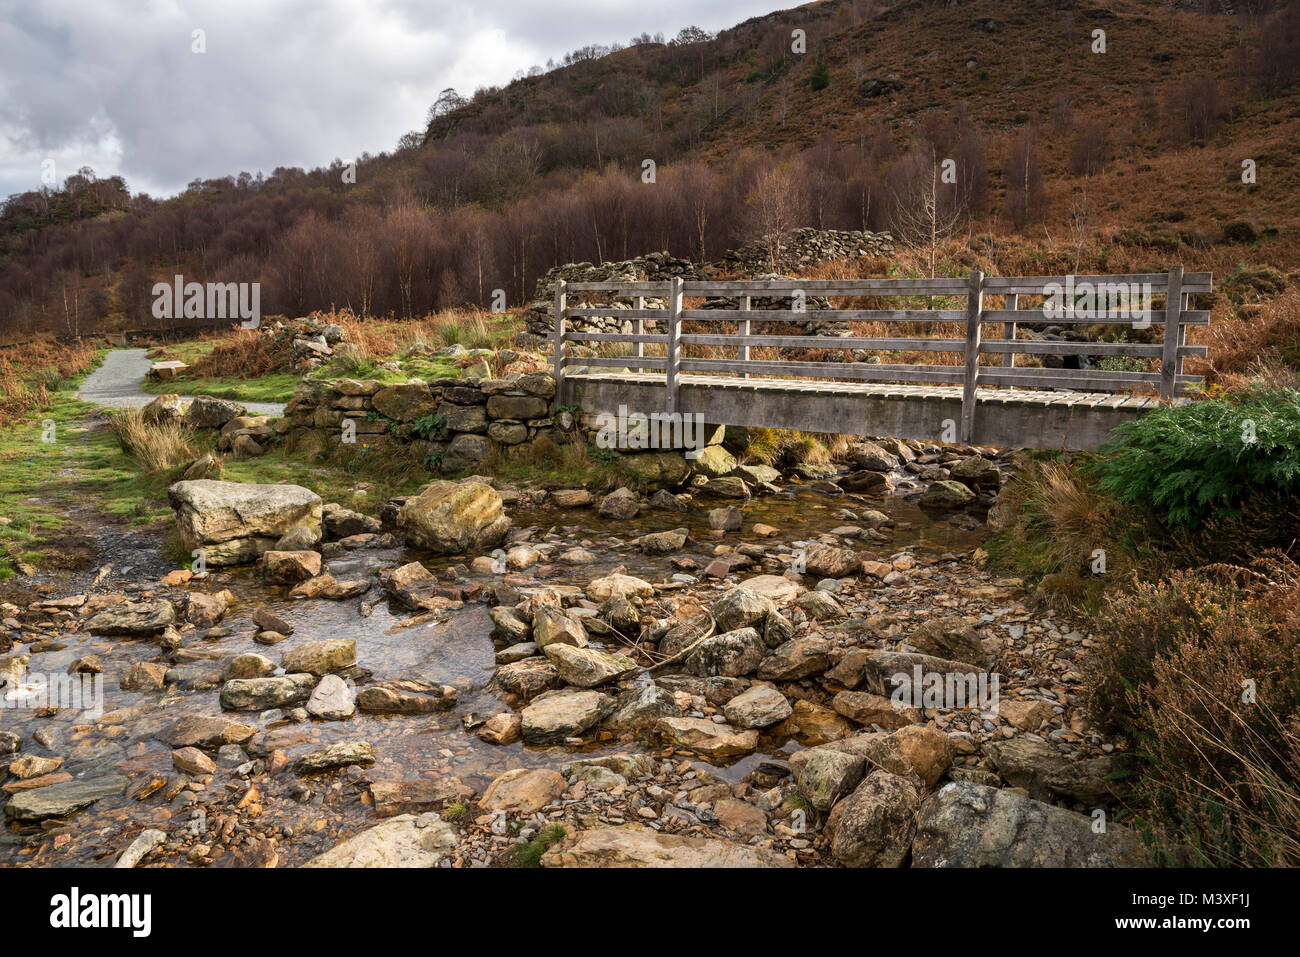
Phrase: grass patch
[{"left": 506, "top": 824, "right": 567, "bottom": 868}]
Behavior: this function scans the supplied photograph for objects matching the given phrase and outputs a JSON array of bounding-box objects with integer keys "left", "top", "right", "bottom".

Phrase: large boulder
[
  {"left": 912, "top": 782, "right": 1141, "bottom": 867},
  {"left": 521, "top": 689, "right": 615, "bottom": 743},
  {"left": 168, "top": 480, "right": 322, "bottom": 567},
  {"left": 303, "top": 813, "right": 458, "bottom": 867},
  {"left": 825, "top": 771, "right": 921, "bottom": 867},
  {"left": 541, "top": 824, "right": 795, "bottom": 868},
  {"left": 396, "top": 481, "right": 509, "bottom": 554},
  {"left": 183, "top": 396, "right": 246, "bottom": 429},
  {"left": 542, "top": 644, "right": 637, "bottom": 687},
  {"left": 86, "top": 599, "right": 174, "bottom": 635}
]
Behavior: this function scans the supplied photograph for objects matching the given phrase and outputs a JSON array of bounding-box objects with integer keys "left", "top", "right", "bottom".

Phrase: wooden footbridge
[{"left": 551, "top": 267, "right": 1211, "bottom": 451}]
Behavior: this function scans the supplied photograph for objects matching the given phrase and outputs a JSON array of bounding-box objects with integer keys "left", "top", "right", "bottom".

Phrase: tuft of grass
[
  {"left": 108, "top": 408, "right": 198, "bottom": 474},
  {"left": 506, "top": 824, "right": 566, "bottom": 868}
]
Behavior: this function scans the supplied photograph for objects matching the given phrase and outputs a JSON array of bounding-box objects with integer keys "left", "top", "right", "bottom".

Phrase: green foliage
[
  {"left": 1093, "top": 388, "right": 1300, "bottom": 528},
  {"left": 508, "top": 824, "right": 567, "bottom": 868},
  {"left": 809, "top": 52, "right": 830, "bottom": 91},
  {"left": 412, "top": 413, "right": 448, "bottom": 441}
]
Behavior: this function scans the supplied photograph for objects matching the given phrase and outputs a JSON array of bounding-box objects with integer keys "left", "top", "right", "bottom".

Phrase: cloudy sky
[{"left": 0, "top": 0, "right": 779, "bottom": 200}]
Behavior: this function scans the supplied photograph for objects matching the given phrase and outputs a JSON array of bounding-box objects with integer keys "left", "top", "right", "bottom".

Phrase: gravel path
[{"left": 78, "top": 348, "right": 286, "bottom": 416}]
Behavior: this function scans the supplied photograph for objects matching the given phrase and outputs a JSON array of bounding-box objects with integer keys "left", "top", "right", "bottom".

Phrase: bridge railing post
[
  {"left": 551, "top": 279, "right": 567, "bottom": 405},
  {"left": 961, "top": 268, "right": 984, "bottom": 444},
  {"left": 1160, "top": 265, "right": 1184, "bottom": 402},
  {"left": 665, "top": 277, "right": 683, "bottom": 414}
]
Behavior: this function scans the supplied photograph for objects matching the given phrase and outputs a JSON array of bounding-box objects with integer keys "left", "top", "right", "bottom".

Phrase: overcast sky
[{"left": 0, "top": 0, "right": 780, "bottom": 200}]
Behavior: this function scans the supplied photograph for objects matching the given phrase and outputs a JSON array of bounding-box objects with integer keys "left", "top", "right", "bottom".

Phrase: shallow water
[{"left": 1, "top": 481, "right": 987, "bottom": 866}]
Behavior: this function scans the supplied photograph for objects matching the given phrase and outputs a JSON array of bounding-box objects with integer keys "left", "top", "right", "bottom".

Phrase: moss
[{"left": 506, "top": 824, "right": 567, "bottom": 868}]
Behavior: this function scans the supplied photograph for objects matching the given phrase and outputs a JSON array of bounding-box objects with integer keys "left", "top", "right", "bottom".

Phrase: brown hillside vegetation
[{"left": 1, "top": 0, "right": 1296, "bottom": 337}]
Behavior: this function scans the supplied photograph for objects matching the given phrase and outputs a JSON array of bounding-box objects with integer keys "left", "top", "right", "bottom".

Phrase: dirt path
[{"left": 77, "top": 348, "right": 285, "bottom": 416}]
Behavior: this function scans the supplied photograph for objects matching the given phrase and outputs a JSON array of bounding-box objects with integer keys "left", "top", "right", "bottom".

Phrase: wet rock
[
  {"left": 222, "top": 653, "right": 276, "bottom": 680},
  {"left": 173, "top": 747, "right": 217, "bottom": 776},
  {"left": 219, "top": 673, "right": 316, "bottom": 711},
  {"left": 396, "top": 481, "right": 510, "bottom": 554},
  {"left": 120, "top": 660, "right": 169, "bottom": 691},
  {"left": 185, "top": 590, "right": 232, "bottom": 627},
  {"left": 252, "top": 608, "right": 293, "bottom": 634},
  {"left": 490, "top": 658, "right": 562, "bottom": 701},
  {"left": 950, "top": 455, "right": 1000, "bottom": 487},
  {"left": 839, "top": 470, "right": 893, "bottom": 493},
  {"left": 495, "top": 641, "right": 537, "bottom": 664},
  {"left": 521, "top": 689, "right": 615, "bottom": 743},
  {"left": 356, "top": 680, "right": 455, "bottom": 714},
  {"left": 540, "top": 824, "right": 794, "bottom": 868},
  {"left": 168, "top": 480, "right": 323, "bottom": 566},
  {"left": 164, "top": 715, "right": 257, "bottom": 749},
  {"left": 919, "top": 481, "right": 976, "bottom": 509},
  {"left": 683, "top": 627, "right": 766, "bottom": 678},
  {"left": 280, "top": 638, "right": 356, "bottom": 676},
  {"left": 307, "top": 674, "right": 356, "bottom": 720},
  {"left": 114, "top": 829, "right": 166, "bottom": 868},
  {"left": 913, "top": 782, "right": 1140, "bottom": 867},
  {"left": 261, "top": 550, "right": 322, "bottom": 583},
  {"left": 482, "top": 768, "right": 566, "bottom": 813},
  {"left": 489, "top": 606, "right": 532, "bottom": 643},
  {"left": 795, "top": 589, "right": 843, "bottom": 620},
  {"left": 825, "top": 771, "right": 921, "bottom": 867},
  {"left": 370, "top": 778, "right": 475, "bottom": 818},
  {"left": 758, "top": 637, "right": 832, "bottom": 681},
  {"left": 598, "top": 488, "right": 641, "bottom": 520},
  {"left": 477, "top": 712, "right": 523, "bottom": 745},
  {"left": 303, "top": 812, "right": 459, "bottom": 867},
  {"left": 605, "top": 682, "right": 683, "bottom": 731},
  {"left": 850, "top": 441, "right": 900, "bottom": 472},
  {"left": 597, "top": 594, "right": 640, "bottom": 634},
  {"left": 550, "top": 489, "right": 593, "bottom": 509},
  {"left": 543, "top": 644, "right": 637, "bottom": 687},
  {"left": 691, "top": 445, "right": 737, "bottom": 478},
  {"left": 4, "top": 775, "right": 129, "bottom": 822},
  {"left": 294, "top": 740, "right": 376, "bottom": 775},
  {"left": 638, "top": 527, "right": 688, "bottom": 554},
  {"left": 649, "top": 488, "right": 687, "bottom": 510},
  {"left": 702, "top": 476, "right": 750, "bottom": 499},
  {"left": 86, "top": 599, "right": 175, "bottom": 635},
  {"left": 67, "top": 655, "right": 101, "bottom": 675},
  {"left": 708, "top": 507, "right": 743, "bottom": 531},
  {"left": 378, "top": 561, "right": 461, "bottom": 612}
]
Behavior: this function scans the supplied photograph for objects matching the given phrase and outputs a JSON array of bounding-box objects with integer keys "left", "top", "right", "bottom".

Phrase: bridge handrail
[{"left": 550, "top": 267, "right": 1211, "bottom": 441}]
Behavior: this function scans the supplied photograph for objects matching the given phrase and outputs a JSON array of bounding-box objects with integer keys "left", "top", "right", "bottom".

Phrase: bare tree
[
  {"left": 745, "top": 164, "right": 806, "bottom": 273},
  {"left": 888, "top": 146, "right": 964, "bottom": 278}
]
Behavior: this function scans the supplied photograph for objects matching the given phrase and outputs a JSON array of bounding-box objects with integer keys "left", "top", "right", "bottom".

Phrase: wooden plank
[
  {"left": 679, "top": 334, "right": 965, "bottom": 351},
  {"left": 739, "top": 294, "right": 750, "bottom": 380},
  {"left": 551, "top": 280, "right": 567, "bottom": 404},
  {"left": 978, "top": 339, "right": 1207, "bottom": 358},
  {"left": 665, "top": 276, "right": 683, "bottom": 414},
  {"left": 566, "top": 356, "right": 666, "bottom": 370},
  {"left": 982, "top": 272, "right": 1212, "bottom": 294},
  {"left": 565, "top": 308, "right": 670, "bottom": 319},
  {"left": 675, "top": 357, "right": 965, "bottom": 383},
  {"left": 1003, "top": 293, "right": 1017, "bottom": 368},
  {"left": 980, "top": 309, "right": 1209, "bottom": 325},
  {"left": 680, "top": 308, "right": 966, "bottom": 322},
  {"left": 1160, "top": 266, "right": 1183, "bottom": 401},
  {"left": 961, "top": 269, "right": 983, "bottom": 443},
  {"left": 634, "top": 295, "right": 645, "bottom": 370},
  {"left": 681, "top": 279, "right": 968, "bottom": 296},
  {"left": 565, "top": 332, "right": 668, "bottom": 344}
]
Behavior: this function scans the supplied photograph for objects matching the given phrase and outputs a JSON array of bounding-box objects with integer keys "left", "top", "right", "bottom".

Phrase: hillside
[{"left": 1, "top": 0, "right": 1297, "bottom": 337}]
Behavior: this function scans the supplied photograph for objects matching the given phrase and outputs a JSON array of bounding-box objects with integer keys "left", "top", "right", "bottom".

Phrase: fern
[{"left": 1092, "top": 387, "right": 1300, "bottom": 528}]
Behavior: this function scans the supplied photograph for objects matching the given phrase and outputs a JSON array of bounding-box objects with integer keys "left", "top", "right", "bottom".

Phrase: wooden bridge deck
[{"left": 564, "top": 372, "right": 1169, "bottom": 450}]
